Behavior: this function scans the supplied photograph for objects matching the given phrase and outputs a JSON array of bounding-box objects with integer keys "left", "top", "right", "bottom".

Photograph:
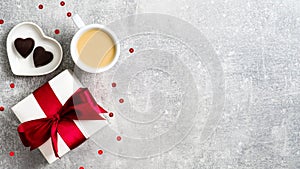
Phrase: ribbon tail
[
  {"left": 97, "top": 105, "right": 107, "bottom": 114},
  {"left": 50, "top": 121, "right": 60, "bottom": 158}
]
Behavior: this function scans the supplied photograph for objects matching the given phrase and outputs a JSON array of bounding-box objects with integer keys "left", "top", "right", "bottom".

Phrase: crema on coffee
[{"left": 77, "top": 29, "right": 116, "bottom": 68}]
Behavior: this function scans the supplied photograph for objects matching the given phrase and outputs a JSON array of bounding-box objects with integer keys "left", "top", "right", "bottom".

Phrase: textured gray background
[{"left": 1, "top": 0, "right": 300, "bottom": 169}]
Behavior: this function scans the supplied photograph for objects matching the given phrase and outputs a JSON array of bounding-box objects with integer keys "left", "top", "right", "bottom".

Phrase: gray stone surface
[{"left": 1, "top": 0, "right": 300, "bottom": 169}]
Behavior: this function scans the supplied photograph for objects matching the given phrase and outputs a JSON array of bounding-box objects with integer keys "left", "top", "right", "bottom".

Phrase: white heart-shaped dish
[{"left": 7, "top": 22, "right": 63, "bottom": 76}]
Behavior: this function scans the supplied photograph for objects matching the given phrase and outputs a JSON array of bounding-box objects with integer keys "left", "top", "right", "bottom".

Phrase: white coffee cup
[{"left": 70, "top": 14, "right": 120, "bottom": 73}]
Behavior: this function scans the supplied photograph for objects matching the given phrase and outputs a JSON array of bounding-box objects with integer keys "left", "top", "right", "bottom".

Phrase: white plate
[{"left": 6, "top": 22, "right": 63, "bottom": 76}]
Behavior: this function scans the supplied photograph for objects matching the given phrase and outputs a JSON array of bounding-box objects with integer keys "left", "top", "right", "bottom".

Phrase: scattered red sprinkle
[
  {"left": 10, "top": 83, "right": 15, "bottom": 88},
  {"left": 67, "top": 12, "right": 72, "bottom": 17},
  {"left": 98, "top": 149, "right": 103, "bottom": 155},
  {"left": 0, "top": 106, "right": 4, "bottom": 111},
  {"left": 9, "top": 151, "right": 14, "bottom": 156},
  {"left": 129, "top": 48, "right": 134, "bottom": 53},
  {"left": 109, "top": 112, "right": 114, "bottom": 117},
  {"left": 111, "top": 82, "right": 116, "bottom": 87},
  {"left": 54, "top": 29, "right": 60, "bottom": 34},
  {"left": 0, "top": 19, "right": 4, "bottom": 24},
  {"left": 116, "top": 136, "right": 122, "bottom": 141},
  {"left": 119, "top": 98, "right": 124, "bottom": 103},
  {"left": 38, "top": 4, "right": 43, "bottom": 9},
  {"left": 60, "top": 1, "right": 65, "bottom": 6}
]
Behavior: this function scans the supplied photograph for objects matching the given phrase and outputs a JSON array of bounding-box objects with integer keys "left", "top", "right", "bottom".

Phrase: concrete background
[{"left": 0, "top": 0, "right": 300, "bottom": 168}]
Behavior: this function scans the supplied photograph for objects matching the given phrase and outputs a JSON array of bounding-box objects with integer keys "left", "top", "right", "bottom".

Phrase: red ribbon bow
[{"left": 17, "top": 83, "right": 106, "bottom": 158}]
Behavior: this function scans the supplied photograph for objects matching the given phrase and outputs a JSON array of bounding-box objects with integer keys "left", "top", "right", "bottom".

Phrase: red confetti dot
[
  {"left": 79, "top": 167, "right": 84, "bottom": 169},
  {"left": 116, "top": 136, "right": 122, "bottom": 141},
  {"left": 0, "top": 19, "right": 4, "bottom": 24},
  {"left": 98, "top": 149, "right": 103, "bottom": 155},
  {"left": 9, "top": 151, "right": 14, "bottom": 156},
  {"left": 67, "top": 12, "right": 72, "bottom": 17},
  {"left": 38, "top": 4, "right": 43, "bottom": 9},
  {"left": 10, "top": 83, "right": 15, "bottom": 88},
  {"left": 60, "top": 1, "right": 65, "bottom": 6},
  {"left": 129, "top": 48, "right": 134, "bottom": 53},
  {"left": 109, "top": 112, "right": 114, "bottom": 117},
  {"left": 119, "top": 98, "right": 124, "bottom": 103},
  {"left": 0, "top": 106, "right": 4, "bottom": 111},
  {"left": 54, "top": 29, "right": 60, "bottom": 34},
  {"left": 111, "top": 82, "right": 116, "bottom": 87}
]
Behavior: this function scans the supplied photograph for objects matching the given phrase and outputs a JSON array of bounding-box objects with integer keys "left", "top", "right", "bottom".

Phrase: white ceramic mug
[{"left": 70, "top": 14, "right": 120, "bottom": 73}]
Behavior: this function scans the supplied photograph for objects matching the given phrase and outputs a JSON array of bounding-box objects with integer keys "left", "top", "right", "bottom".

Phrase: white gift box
[{"left": 12, "top": 69, "right": 107, "bottom": 163}]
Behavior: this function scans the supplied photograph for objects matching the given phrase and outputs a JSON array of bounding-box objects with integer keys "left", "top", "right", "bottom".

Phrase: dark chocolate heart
[
  {"left": 33, "top": 46, "right": 53, "bottom": 67},
  {"left": 14, "top": 38, "right": 35, "bottom": 58}
]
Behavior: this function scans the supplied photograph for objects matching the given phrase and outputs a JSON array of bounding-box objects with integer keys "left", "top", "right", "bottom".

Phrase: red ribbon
[{"left": 17, "top": 83, "right": 106, "bottom": 158}]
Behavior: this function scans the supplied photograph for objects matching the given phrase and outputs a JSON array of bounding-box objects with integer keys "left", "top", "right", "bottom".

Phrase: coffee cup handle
[{"left": 72, "top": 14, "right": 86, "bottom": 28}]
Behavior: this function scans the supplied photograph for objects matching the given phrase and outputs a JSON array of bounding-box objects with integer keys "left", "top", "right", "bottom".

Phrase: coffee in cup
[
  {"left": 77, "top": 29, "right": 116, "bottom": 68},
  {"left": 71, "top": 14, "right": 120, "bottom": 73}
]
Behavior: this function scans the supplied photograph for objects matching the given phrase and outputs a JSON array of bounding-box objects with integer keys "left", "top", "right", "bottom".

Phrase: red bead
[
  {"left": 129, "top": 48, "right": 134, "bottom": 53},
  {"left": 9, "top": 151, "right": 14, "bottom": 156},
  {"left": 10, "top": 83, "right": 15, "bottom": 88},
  {"left": 109, "top": 112, "right": 114, "bottom": 117},
  {"left": 67, "top": 12, "right": 72, "bottom": 17},
  {"left": 116, "top": 136, "right": 122, "bottom": 141},
  {"left": 0, "top": 106, "right": 4, "bottom": 111},
  {"left": 54, "top": 29, "right": 60, "bottom": 34},
  {"left": 79, "top": 167, "right": 84, "bottom": 169},
  {"left": 98, "top": 149, "right": 103, "bottom": 155},
  {"left": 0, "top": 19, "right": 4, "bottom": 24},
  {"left": 60, "top": 1, "right": 65, "bottom": 6},
  {"left": 119, "top": 98, "right": 124, "bottom": 103},
  {"left": 38, "top": 4, "right": 43, "bottom": 9},
  {"left": 111, "top": 82, "right": 116, "bottom": 87}
]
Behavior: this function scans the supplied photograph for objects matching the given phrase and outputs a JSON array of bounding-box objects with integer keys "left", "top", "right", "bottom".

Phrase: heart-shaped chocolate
[
  {"left": 33, "top": 46, "right": 53, "bottom": 67},
  {"left": 7, "top": 22, "right": 62, "bottom": 75},
  {"left": 14, "top": 38, "right": 35, "bottom": 58}
]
